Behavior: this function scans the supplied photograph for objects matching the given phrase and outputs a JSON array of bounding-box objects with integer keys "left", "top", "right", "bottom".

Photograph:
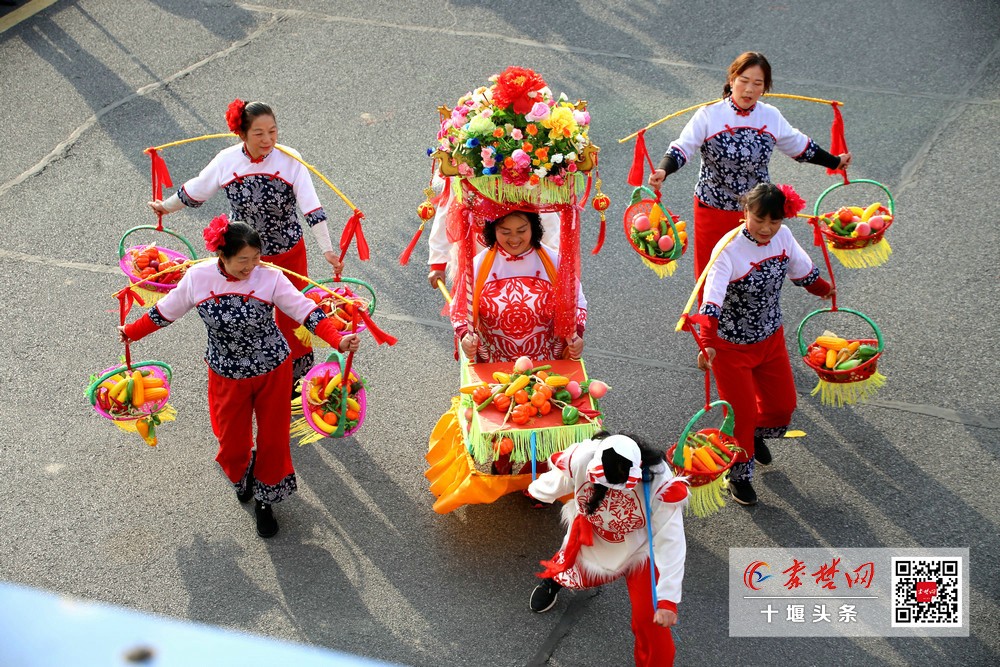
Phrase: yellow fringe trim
[
  {"left": 828, "top": 239, "right": 892, "bottom": 269},
  {"left": 111, "top": 403, "right": 177, "bottom": 433},
  {"left": 290, "top": 416, "right": 327, "bottom": 446},
  {"left": 810, "top": 371, "right": 887, "bottom": 407},
  {"left": 687, "top": 476, "right": 728, "bottom": 518},
  {"left": 642, "top": 256, "right": 679, "bottom": 278},
  {"left": 129, "top": 285, "right": 167, "bottom": 306}
]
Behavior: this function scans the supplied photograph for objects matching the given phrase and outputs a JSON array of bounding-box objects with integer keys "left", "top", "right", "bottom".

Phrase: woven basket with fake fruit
[
  {"left": 296, "top": 277, "right": 376, "bottom": 348},
  {"left": 623, "top": 186, "right": 688, "bottom": 278},
  {"left": 291, "top": 350, "right": 367, "bottom": 444},
  {"left": 813, "top": 179, "right": 895, "bottom": 269},
  {"left": 797, "top": 307, "right": 886, "bottom": 407},
  {"left": 118, "top": 226, "right": 197, "bottom": 305},
  {"left": 665, "top": 400, "right": 742, "bottom": 518}
]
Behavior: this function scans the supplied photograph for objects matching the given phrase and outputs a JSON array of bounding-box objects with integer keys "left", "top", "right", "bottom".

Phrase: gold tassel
[
  {"left": 828, "top": 239, "right": 892, "bottom": 269},
  {"left": 686, "top": 476, "right": 728, "bottom": 518},
  {"left": 810, "top": 370, "right": 887, "bottom": 407},
  {"left": 293, "top": 325, "right": 313, "bottom": 347},
  {"left": 642, "top": 256, "right": 679, "bottom": 279},
  {"left": 290, "top": 416, "right": 326, "bottom": 446}
]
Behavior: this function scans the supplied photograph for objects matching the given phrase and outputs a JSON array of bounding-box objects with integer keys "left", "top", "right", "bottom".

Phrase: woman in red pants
[
  {"left": 121, "top": 216, "right": 359, "bottom": 538},
  {"left": 648, "top": 52, "right": 852, "bottom": 282},
  {"left": 696, "top": 183, "right": 834, "bottom": 505},
  {"left": 148, "top": 99, "right": 343, "bottom": 383}
]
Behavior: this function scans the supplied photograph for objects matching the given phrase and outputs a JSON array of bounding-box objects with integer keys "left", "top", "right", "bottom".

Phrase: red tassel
[
  {"left": 398, "top": 223, "right": 424, "bottom": 265},
  {"left": 627, "top": 130, "right": 650, "bottom": 187},
  {"left": 339, "top": 213, "right": 357, "bottom": 253},
  {"left": 356, "top": 308, "right": 397, "bottom": 346},
  {"left": 354, "top": 217, "right": 370, "bottom": 261},
  {"left": 827, "top": 104, "right": 849, "bottom": 183},
  {"left": 591, "top": 213, "right": 606, "bottom": 255},
  {"left": 537, "top": 514, "right": 593, "bottom": 579}
]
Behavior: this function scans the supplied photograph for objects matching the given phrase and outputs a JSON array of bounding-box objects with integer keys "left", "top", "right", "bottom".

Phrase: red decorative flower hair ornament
[
  {"left": 225, "top": 99, "right": 246, "bottom": 134},
  {"left": 776, "top": 183, "right": 805, "bottom": 219},
  {"left": 204, "top": 214, "right": 230, "bottom": 252}
]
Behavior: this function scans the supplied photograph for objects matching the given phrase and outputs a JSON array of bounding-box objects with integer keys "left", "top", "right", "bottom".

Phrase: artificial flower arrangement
[{"left": 430, "top": 67, "right": 598, "bottom": 197}]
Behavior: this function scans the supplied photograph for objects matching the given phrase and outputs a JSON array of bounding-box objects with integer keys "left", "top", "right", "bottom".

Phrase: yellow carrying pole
[
  {"left": 674, "top": 226, "right": 742, "bottom": 332},
  {"left": 146, "top": 134, "right": 358, "bottom": 212},
  {"left": 436, "top": 280, "right": 453, "bottom": 304},
  {"left": 620, "top": 94, "right": 843, "bottom": 143}
]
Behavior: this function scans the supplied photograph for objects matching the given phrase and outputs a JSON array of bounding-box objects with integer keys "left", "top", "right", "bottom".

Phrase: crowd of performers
[{"left": 118, "top": 50, "right": 852, "bottom": 666}]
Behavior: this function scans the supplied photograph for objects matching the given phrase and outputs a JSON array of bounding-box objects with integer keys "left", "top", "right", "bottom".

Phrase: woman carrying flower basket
[
  {"left": 148, "top": 99, "right": 342, "bottom": 383},
  {"left": 120, "top": 216, "right": 360, "bottom": 538}
]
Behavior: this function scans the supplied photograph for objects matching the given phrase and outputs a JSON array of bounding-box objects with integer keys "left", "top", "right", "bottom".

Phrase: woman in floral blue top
[
  {"left": 122, "top": 217, "right": 360, "bottom": 538},
  {"left": 648, "top": 52, "right": 852, "bottom": 282},
  {"left": 149, "top": 99, "right": 342, "bottom": 382}
]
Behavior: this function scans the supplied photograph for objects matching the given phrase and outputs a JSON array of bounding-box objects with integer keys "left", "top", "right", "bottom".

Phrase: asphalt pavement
[{"left": 0, "top": 1, "right": 998, "bottom": 666}]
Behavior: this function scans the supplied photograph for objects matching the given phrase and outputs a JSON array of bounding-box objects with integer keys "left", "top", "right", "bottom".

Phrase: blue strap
[
  {"left": 530, "top": 431, "right": 538, "bottom": 481},
  {"left": 641, "top": 469, "right": 658, "bottom": 612}
]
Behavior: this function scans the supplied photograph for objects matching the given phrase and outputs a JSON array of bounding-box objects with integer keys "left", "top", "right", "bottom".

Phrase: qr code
[{"left": 891, "top": 557, "right": 962, "bottom": 627}]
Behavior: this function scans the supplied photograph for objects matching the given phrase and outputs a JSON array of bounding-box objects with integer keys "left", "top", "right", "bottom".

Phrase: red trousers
[
  {"left": 693, "top": 198, "right": 744, "bottom": 282},
  {"left": 264, "top": 240, "right": 312, "bottom": 363},
  {"left": 626, "top": 561, "right": 676, "bottom": 667},
  {"left": 710, "top": 328, "right": 797, "bottom": 462},
  {"left": 207, "top": 359, "right": 294, "bottom": 490}
]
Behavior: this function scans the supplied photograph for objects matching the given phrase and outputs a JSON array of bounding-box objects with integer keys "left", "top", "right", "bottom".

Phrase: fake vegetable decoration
[
  {"left": 86, "top": 360, "right": 176, "bottom": 446},
  {"left": 118, "top": 226, "right": 198, "bottom": 305},
  {"left": 666, "top": 400, "right": 742, "bottom": 518},
  {"left": 291, "top": 350, "right": 367, "bottom": 444},
  {"left": 623, "top": 186, "right": 687, "bottom": 278},
  {"left": 797, "top": 308, "right": 886, "bottom": 407},
  {"left": 294, "top": 277, "right": 377, "bottom": 347}
]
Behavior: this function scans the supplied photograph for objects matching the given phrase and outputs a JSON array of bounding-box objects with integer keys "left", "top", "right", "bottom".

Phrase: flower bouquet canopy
[{"left": 431, "top": 66, "right": 599, "bottom": 207}]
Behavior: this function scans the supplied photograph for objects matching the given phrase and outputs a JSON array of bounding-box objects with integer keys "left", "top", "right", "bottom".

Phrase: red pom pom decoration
[{"left": 225, "top": 99, "right": 246, "bottom": 134}]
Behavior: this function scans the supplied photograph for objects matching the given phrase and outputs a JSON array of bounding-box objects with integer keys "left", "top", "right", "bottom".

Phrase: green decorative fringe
[
  {"left": 688, "top": 476, "right": 728, "bottom": 518},
  {"left": 811, "top": 370, "right": 887, "bottom": 407},
  {"left": 829, "top": 239, "right": 892, "bottom": 269},
  {"left": 463, "top": 174, "right": 588, "bottom": 207},
  {"left": 468, "top": 421, "right": 601, "bottom": 465}
]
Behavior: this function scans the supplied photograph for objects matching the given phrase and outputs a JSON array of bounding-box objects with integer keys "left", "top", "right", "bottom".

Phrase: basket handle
[
  {"left": 322, "top": 349, "right": 350, "bottom": 438},
  {"left": 672, "top": 399, "right": 735, "bottom": 467},
  {"left": 86, "top": 360, "right": 173, "bottom": 406},
  {"left": 302, "top": 276, "right": 377, "bottom": 316},
  {"left": 813, "top": 178, "right": 895, "bottom": 217},
  {"left": 795, "top": 306, "right": 884, "bottom": 357},
  {"left": 118, "top": 226, "right": 199, "bottom": 261}
]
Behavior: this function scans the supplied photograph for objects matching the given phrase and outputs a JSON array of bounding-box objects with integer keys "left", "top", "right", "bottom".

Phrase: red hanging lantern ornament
[{"left": 591, "top": 178, "right": 610, "bottom": 256}]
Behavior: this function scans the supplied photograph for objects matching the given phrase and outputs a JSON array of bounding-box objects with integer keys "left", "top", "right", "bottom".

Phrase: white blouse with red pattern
[{"left": 451, "top": 244, "right": 587, "bottom": 363}]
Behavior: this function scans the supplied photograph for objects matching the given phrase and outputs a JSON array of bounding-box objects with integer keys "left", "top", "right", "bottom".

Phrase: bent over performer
[{"left": 528, "top": 432, "right": 687, "bottom": 667}]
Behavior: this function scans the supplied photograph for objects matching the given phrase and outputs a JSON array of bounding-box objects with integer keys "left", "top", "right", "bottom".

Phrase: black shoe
[
  {"left": 530, "top": 578, "right": 561, "bottom": 613},
  {"left": 236, "top": 455, "right": 255, "bottom": 503},
  {"left": 754, "top": 436, "right": 772, "bottom": 466},
  {"left": 255, "top": 501, "right": 279, "bottom": 538},
  {"left": 729, "top": 479, "right": 758, "bottom": 506}
]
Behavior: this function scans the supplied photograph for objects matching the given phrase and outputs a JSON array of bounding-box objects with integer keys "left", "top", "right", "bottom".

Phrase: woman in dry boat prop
[
  {"left": 452, "top": 210, "right": 586, "bottom": 363},
  {"left": 120, "top": 217, "right": 359, "bottom": 538}
]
